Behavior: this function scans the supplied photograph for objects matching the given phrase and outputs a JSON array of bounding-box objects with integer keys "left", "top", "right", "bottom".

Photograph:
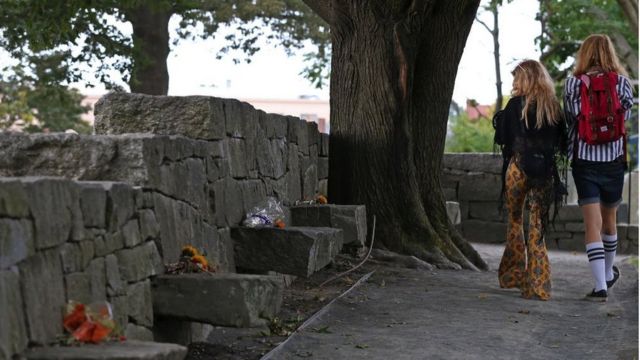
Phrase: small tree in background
[
  {"left": 445, "top": 104, "right": 496, "bottom": 153},
  {"left": 0, "top": 52, "right": 91, "bottom": 133},
  {"left": 475, "top": 0, "right": 504, "bottom": 113}
]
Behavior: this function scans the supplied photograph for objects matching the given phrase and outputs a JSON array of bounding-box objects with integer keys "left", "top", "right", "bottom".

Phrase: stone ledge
[
  {"left": 442, "top": 153, "right": 502, "bottom": 174},
  {"left": 152, "top": 273, "right": 283, "bottom": 327},
  {"left": 94, "top": 93, "right": 226, "bottom": 140},
  {"left": 24, "top": 340, "right": 186, "bottom": 360},
  {"left": 461, "top": 220, "right": 507, "bottom": 244},
  {"left": 289, "top": 205, "right": 366, "bottom": 246},
  {"left": 231, "top": 227, "right": 343, "bottom": 277}
]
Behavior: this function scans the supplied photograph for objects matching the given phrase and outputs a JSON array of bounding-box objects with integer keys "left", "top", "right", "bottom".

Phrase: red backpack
[{"left": 577, "top": 71, "right": 626, "bottom": 145}]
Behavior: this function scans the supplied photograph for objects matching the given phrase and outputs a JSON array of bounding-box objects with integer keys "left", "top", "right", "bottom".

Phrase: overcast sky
[
  {"left": 0, "top": 0, "right": 541, "bottom": 107},
  {"left": 166, "top": 0, "right": 541, "bottom": 106}
]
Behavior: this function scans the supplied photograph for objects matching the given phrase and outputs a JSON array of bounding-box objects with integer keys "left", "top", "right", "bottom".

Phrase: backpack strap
[
  {"left": 580, "top": 74, "right": 591, "bottom": 88},
  {"left": 573, "top": 75, "right": 589, "bottom": 163},
  {"left": 623, "top": 131, "right": 628, "bottom": 171},
  {"left": 602, "top": 73, "right": 616, "bottom": 143},
  {"left": 573, "top": 127, "right": 579, "bottom": 163}
]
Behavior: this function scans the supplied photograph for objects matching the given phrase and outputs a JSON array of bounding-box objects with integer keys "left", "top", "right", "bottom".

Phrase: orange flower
[
  {"left": 63, "top": 303, "right": 86, "bottom": 332},
  {"left": 191, "top": 255, "right": 209, "bottom": 270},
  {"left": 316, "top": 195, "right": 328, "bottom": 204},
  {"left": 90, "top": 322, "right": 112, "bottom": 343},
  {"left": 181, "top": 245, "right": 199, "bottom": 257},
  {"left": 274, "top": 219, "right": 286, "bottom": 228}
]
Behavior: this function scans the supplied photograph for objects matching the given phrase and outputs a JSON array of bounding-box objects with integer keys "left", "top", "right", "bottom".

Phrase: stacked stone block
[
  {"left": 152, "top": 273, "right": 284, "bottom": 327},
  {"left": 0, "top": 93, "right": 330, "bottom": 268},
  {"left": 441, "top": 153, "right": 638, "bottom": 254},
  {"left": 231, "top": 227, "right": 344, "bottom": 277},
  {"left": 0, "top": 93, "right": 333, "bottom": 358},
  {"left": 289, "top": 204, "right": 366, "bottom": 255},
  {"left": 0, "top": 178, "right": 166, "bottom": 358}
]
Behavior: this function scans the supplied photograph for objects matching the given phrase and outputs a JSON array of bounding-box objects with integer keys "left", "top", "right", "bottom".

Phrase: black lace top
[{"left": 501, "top": 96, "right": 566, "bottom": 159}]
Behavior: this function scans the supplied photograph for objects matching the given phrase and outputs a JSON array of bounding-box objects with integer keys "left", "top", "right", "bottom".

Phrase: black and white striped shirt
[{"left": 563, "top": 74, "right": 634, "bottom": 162}]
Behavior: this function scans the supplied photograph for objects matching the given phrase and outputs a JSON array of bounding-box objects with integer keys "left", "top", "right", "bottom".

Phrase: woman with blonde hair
[
  {"left": 564, "top": 34, "right": 634, "bottom": 302},
  {"left": 495, "top": 59, "right": 566, "bottom": 300}
]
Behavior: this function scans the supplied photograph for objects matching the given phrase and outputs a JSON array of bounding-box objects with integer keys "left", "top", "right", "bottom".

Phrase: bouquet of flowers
[
  {"left": 62, "top": 301, "right": 122, "bottom": 344},
  {"left": 165, "top": 245, "right": 217, "bottom": 274}
]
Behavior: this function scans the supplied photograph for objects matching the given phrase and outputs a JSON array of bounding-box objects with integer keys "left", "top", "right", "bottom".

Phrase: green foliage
[
  {"left": 537, "top": 0, "right": 638, "bottom": 81},
  {"left": 0, "top": 52, "right": 91, "bottom": 133},
  {"left": 445, "top": 111, "right": 496, "bottom": 153},
  {"left": 0, "top": 0, "right": 329, "bottom": 90}
]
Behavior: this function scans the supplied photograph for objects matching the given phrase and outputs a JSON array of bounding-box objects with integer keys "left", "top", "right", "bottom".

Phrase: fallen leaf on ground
[
  {"left": 312, "top": 325, "right": 332, "bottom": 334},
  {"left": 477, "top": 293, "right": 488, "bottom": 299},
  {"left": 518, "top": 310, "right": 530, "bottom": 314},
  {"left": 355, "top": 344, "right": 369, "bottom": 349}
]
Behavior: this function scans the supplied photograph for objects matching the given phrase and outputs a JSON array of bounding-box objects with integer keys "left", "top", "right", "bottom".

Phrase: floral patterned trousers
[{"left": 498, "top": 159, "right": 552, "bottom": 300}]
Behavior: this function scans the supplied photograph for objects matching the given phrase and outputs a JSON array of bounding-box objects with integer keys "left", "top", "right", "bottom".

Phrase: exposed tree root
[{"left": 370, "top": 249, "right": 434, "bottom": 270}]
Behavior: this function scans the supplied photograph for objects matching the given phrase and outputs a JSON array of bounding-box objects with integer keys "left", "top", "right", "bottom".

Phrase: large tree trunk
[
  {"left": 327, "top": 1, "right": 487, "bottom": 270},
  {"left": 125, "top": 4, "right": 172, "bottom": 95}
]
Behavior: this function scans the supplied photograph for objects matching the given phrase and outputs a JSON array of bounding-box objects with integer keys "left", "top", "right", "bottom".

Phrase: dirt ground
[{"left": 184, "top": 252, "right": 383, "bottom": 360}]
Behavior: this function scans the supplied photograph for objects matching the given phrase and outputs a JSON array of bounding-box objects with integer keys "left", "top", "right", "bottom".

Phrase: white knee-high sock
[
  {"left": 602, "top": 233, "right": 618, "bottom": 281},
  {"left": 586, "top": 242, "right": 607, "bottom": 291}
]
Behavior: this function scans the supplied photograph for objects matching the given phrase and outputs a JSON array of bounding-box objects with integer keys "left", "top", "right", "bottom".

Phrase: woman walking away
[
  {"left": 564, "top": 34, "right": 634, "bottom": 302},
  {"left": 496, "top": 59, "right": 566, "bottom": 301}
]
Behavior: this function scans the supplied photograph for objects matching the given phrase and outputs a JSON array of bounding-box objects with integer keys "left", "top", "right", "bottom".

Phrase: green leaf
[{"left": 311, "top": 325, "right": 332, "bottom": 334}]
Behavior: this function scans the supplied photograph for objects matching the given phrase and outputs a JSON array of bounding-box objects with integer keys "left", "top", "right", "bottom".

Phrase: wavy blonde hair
[
  {"left": 511, "top": 59, "right": 562, "bottom": 129},
  {"left": 573, "top": 34, "right": 627, "bottom": 76}
]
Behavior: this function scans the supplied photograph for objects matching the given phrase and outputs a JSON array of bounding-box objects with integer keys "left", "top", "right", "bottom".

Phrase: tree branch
[
  {"left": 616, "top": 0, "right": 639, "bottom": 34},
  {"left": 475, "top": 16, "right": 492, "bottom": 34},
  {"left": 302, "top": 0, "right": 332, "bottom": 26}
]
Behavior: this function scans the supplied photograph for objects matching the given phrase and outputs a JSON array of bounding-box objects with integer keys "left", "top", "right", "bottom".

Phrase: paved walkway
[{"left": 264, "top": 243, "right": 639, "bottom": 360}]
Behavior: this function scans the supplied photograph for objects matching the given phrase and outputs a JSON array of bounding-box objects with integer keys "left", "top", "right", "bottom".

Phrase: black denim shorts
[{"left": 571, "top": 158, "right": 625, "bottom": 207}]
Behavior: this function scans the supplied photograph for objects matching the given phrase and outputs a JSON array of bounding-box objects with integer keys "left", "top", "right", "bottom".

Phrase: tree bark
[
  {"left": 125, "top": 4, "right": 172, "bottom": 95},
  {"left": 616, "top": 0, "right": 639, "bottom": 35},
  {"left": 327, "top": 0, "right": 487, "bottom": 270}
]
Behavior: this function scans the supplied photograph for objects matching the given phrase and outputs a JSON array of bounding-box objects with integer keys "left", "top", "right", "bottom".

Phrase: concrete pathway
[{"left": 264, "top": 243, "right": 638, "bottom": 360}]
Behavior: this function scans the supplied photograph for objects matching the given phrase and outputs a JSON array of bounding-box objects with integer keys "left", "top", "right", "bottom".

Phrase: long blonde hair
[
  {"left": 573, "top": 34, "right": 627, "bottom": 76},
  {"left": 511, "top": 59, "right": 562, "bottom": 129}
]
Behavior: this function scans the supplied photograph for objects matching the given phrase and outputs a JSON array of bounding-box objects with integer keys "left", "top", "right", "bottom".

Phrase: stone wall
[
  {"left": 0, "top": 177, "right": 162, "bottom": 358},
  {"left": 441, "top": 153, "right": 638, "bottom": 253},
  {"left": 0, "top": 93, "right": 329, "bottom": 359}
]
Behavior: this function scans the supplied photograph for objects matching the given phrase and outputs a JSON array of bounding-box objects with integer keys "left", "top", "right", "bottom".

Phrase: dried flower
[
  {"left": 181, "top": 245, "right": 199, "bottom": 257},
  {"left": 191, "top": 255, "right": 209, "bottom": 270},
  {"left": 316, "top": 195, "right": 328, "bottom": 204}
]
